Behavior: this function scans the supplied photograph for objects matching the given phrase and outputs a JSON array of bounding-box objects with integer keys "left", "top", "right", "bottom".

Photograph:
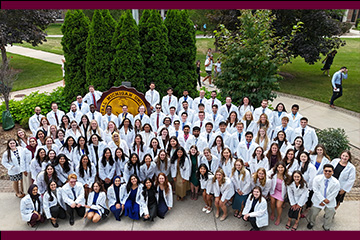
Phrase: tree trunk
[{"left": 0, "top": 45, "right": 7, "bottom": 65}]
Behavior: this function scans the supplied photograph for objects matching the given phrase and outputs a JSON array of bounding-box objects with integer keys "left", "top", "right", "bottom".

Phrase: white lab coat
[
  {"left": 272, "top": 125, "right": 295, "bottom": 144},
  {"left": 162, "top": 95, "right": 178, "bottom": 115},
  {"left": 86, "top": 111, "right": 103, "bottom": 128},
  {"left": 108, "top": 140, "right": 129, "bottom": 158},
  {"left": 184, "top": 135, "right": 207, "bottom": 153},
  {"left": 21, "top": 148, "right": 33, "bottom": 174},
  {"left": 75, "top": 164, "right": 97, "bottom": 187},
  {"left": 29, "top": 114, "right": 44, "bottom": 136},
  {"left": 192, "top": 97, "right": 208, "bottom": 112},
  {"left": 242, "top": 195, "right": 268, "bottom": 228},
  {"left": 98, "top": 158, "right": 116, "bottom": 181},
  {"left": 219, "top": 104, "right": 239, "bottom": 119},
  {"left": 200, "top": 131, "right": 215, "bottom": 149},
  {"left": 209, "top": 113, "right": 224, "bottom": 132},
  {"left": 253, "top": 107, "right": 273, "bottom": 123},
  {"left": 130, "top": 144, "right": 148, "bottom": 162},
  {"left": 139, "top": 131, "right": 156, "bottom": 148},
  {"left": 150, "top": 112, "right": 166, "bottom": 133},
  {"left": 229, "top": 131, "right": 245, "bottom": 154},
  {"left": 30, "top": 158, "right": 46, "bottom": 181},
  {"left": 43, "top": 188, "right": 66, "bottom": 219},
  {"left": 101, "top": 113, "right": 119, "bottom": 130},
  {"left": 20, "top": 194, "right": 43, "bottom": 222},
  {"left": 88, "top": 141, "right": 108, "bottom": 167},
  {"left": 61, "top": 182, "right": 85, "bottom": 206},
  {"left": 212, "top": 177, "right": 235, "bottom": 202},
  {"left": 66, "top": 111, "right": 83, "bottom": 125},
  {"left": 310, "top": 155, "right": 331, "bottom": 175},
  {"left": 55, "top": 164, "right": 75, "bottom": 184},
  {"left": 73, "top": 101, "right": 90, "bottom": 115},
  {"left": 154, "top": 156, "right": 171, "bottom": 176},
  {"left": 178, "top": 109, "right": 196, "bottom": 125},
  {"left": 287, "top": 112, "right": 303, "bottom": 129},
  {"left": 296, "top": 162, "right": 316, "bottom": 190},
  {"left": 134, "top": 113, "right": 151, "bottom": 126},
  {"left": 107, "top": 184, "right": 123, "bottom": 207},
  {"left": 287, "top": 182, "right": 309, "bottom": 207},
  {"left": 271, "top": 111, "right": 288, "bottom": 128},
  {"left": 294, "top": 126, "right": 318, "bottom": 152},
  {"left": 249, "top": 156, "right": 270, "bottom": 174},
  {"left": 123, "top": 163, "right": 140, "bottom": 184},
  {"left": 272, "top": 140, "right": 292, "bottom": 156},
  {"left": 330, "top": 158, "right": 356, "bottom": 193},
  {"left": 205, "top": 98, "right": 222, "bottom": 114},
  {"left": 46, "top": 110, "right": 65, "bottom": 127},
  {"left": 118, "top": 112, "right": 134, "bottom": 126},
  {"left": 200, "top": 155, "right": 220, "bottom": 173},
  {"left": 170, "top": 157, "right": 191, "bottom": 181},
  {"left": 86, "top": 191, "right": 107, "bottom": 216},
  {"left": 250, "top": 177, "right": 272, "bottom": 197},
  {"left": 212, "top": 130, "right": 233, "bottom": 150},
  {"left": 241, "top": 119, "right": 257, "bottom": 135},
  {"left": 226, "top": 122, "right": 237, "bottom": 135},
  {"left": 231, "top": 169, "right": 252, "bottom": 195},
  {"left": 35, "top": 171, "right": 58, "bottom": 195},
  {"left": 210, "top": 146, "right": 224, "bottom": 163},
  {"left": 64, "top": 128, "right": 83, "bottom": 142},
  {"left": 311, "top": 175, "right": 340, "bottom": 209},
  {"left": 269, "top": 174, "right": 288, "bottom": 200},
  {"left": 235, "top": 141, "right": 259, "bottom": 163},
  {"left": 178, "top": 96, "right": 194, "bottom": 111},
  {"left": 120, "top": 184, "right": 148, "bottom": 216},
  {"left": 139, "top": 162, "right": 157, "bottom": 181},
  {"left": 119, "top": 128, "right": 135, "bottom": 149},
  {"left": 238, "top": 105, "right": 254, "bottom": 120},
  {"left": 1, "top": 147, "right": 25, "bottom": 176},
  {"left": 199, "top": 172, "right": 214, "bottom": 192},
  {"left": 156, "top": 183, "right": 173, "bottom": 208},
  {"left": 220, "top": 158, "right": 235, "bottom": 177},
  {"left": 83, "top": 90, "right": 103, "bottom": 107},
  {"left": 145, "top": 89, "right": 160, "bottom": 111},
  {"left": 115, "top": 157, "right": 129, "bottom": 177},
  {"left": 71, "top": 146, "right": 90, "bottom": 168}
]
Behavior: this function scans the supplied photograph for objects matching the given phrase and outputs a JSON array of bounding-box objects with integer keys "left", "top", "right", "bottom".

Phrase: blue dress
[
  {"left": 124, "top": 188, "right": 140, "bottom": 220},
  {"left": 157, "top": 189, "right": 168, "bottom": 218},
  {"left": 88, "top": 192, "right": 100, "bottom": 215}
]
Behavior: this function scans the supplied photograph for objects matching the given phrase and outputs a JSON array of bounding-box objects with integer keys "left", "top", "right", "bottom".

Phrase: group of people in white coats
[{"left": 1, "top": 84, "right": 356, "bottom": 230}]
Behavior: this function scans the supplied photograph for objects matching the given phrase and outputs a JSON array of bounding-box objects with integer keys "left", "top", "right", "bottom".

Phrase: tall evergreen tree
[
  {"left": 165, "top": 10, "right": 197, "bottom": 98},
  {"left": 111, "top": 10, "right": 145, "bottom": 92},
  {"left": 86, "top": 10, "right": 116, "bottom": 91},
  {"left": 141, "top": 10, "right": 170, "bottom": 96},
  {"left": 138, "top": 9, "right": 152, "bottom": 48},
  {"left": 61, "top": 10, "right": 90, "bottom": 100}
]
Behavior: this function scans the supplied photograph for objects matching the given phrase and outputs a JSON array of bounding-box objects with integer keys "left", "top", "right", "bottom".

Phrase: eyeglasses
[
  {"left": 156, "top": 107, "right": 161, "bottom": 109},
  {"left": 324, "top": 170, "right": 333, "bottom": 173}
]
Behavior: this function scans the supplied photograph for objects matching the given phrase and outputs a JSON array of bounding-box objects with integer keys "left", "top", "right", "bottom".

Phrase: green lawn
[
  {"left": 14, "top": 37, "right": 64, "bottom": 55},
  {"left": 195, "top": 38, "right": 220, "bottom": 77},
  {"left": 279, "top": 38, "right": 360, "bottom": 112},
  {"left": 45, "top": 23, "right": 63, "bottom": 35},
  {"left": 8, "top": 53, "right": 62, "bottom": 91}
]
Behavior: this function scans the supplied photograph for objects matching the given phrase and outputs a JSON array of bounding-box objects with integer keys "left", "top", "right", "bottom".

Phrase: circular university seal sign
[{"left": 96, "top": 86, "right": 151, "bottom": 116}]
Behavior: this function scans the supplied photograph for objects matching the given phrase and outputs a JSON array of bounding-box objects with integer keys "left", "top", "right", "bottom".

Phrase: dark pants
[
  {"left": 330, "top": 84, "right": 342, "bottom": 105},
  {"left": 242, "top": 215, "right": 259, "bottom": 230},
  {"left": 198, "top": 74, "right": 201, "bottom": 87},
  {"left": 66, "top": 204, "right": 85, "bottom": 220},
  {"left": 28, "top": 213, "right": 45, "bottom": 227},
  {"left": 305, "top": 190, "right": 314, "bottom": 209},
  {"left": 50, "top": 205, "right": 67, "bottom": 219},
  {"left": 110, "top": 204, "right": 123, "bottom": 221}
]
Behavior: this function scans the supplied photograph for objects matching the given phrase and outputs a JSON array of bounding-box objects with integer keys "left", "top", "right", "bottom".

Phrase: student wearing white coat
[
  {"left": 229, "top": 122, "right": 245, "bottom": 154},
  {"left": 231, "top": 159, "right": 252, "bottom": 218},
  {"left": 272, "top": 131, "right": 292, "bottom": 155},
  {"left": 75, "top": 155, "right": 97, "bottom": 199},
  {"left": 118, "top": 105, "right": 134, "bottom": 126},
  {"left": 178, "top": 90, "right": 194, "bottom": 112},
  {"left": 73, "top": 95, "right": 90, "bottom": 115},
  {"left": 307, "top": 164, "right": 340, "bottom": 231},
  {"left": 113, "top": 148, "right": 129, "bottom": 182},
  {"left": 130, "top": 134, "right": 148, "bottom": 163},
  {"left": 200, "top": 148, "right": 220, "bottom": 173},
  {"left": 54, "top": 154, "right": 75, "bottom": 186},
  {"left": 269, "top": 161, "right": 290, "bottom": 226},
  {"left": 72, "top": 136, "right": 90, "bottom": 168},
  {"left": 154, "top": 150, "right": 171, "bottom": 176},
  {"left": 238, "top": 97, "right": 254, "bottom": 120},
  {"left": 287, "top": 104, "right": 302, "bottom": 129},
  {"left": 330, "top": 150, "right": 356, "bottom": 209},
  {"left": 145, "top": 83, "right": 160, "bottom": 113},
  {"left": 29, "top": 107, "right": 44, "bottom": 136},
  {"left": 83, "top": 85, "right": 102, "bottom": 108},
  {"left": 212, "top": 168, "right": 235, "bottom": 221},
  {"left": 107, "top": 176, "right": 124, "bottom": 221},
  {"left": 150, "top": 104, "right": 166, "bottom": 134},
  {"left": 271, "top": 103, "right": 288, "bottom": 128},
  {"left": 86, "top": 105, "right": 103, "bottom": 127},
  {"left": 184, "top": 126, "right": 207, "bottom": 153},
  {"left": 161, "top": 87, "right": 178, "bottom": 115},
  {"left": 88, "top": 134, "right": 108, "bottom": 167},
  {"left": 120, "top": 175, "right": 148, "bottom": 220},
  {"left": 30, "top": 148, "right": 47, "bottom": 182},
  {"left": 61, "top": 174, "right": 86, "bottom": 225},
  {"left": 134, "top": 106, "right": 151, "bottom": 126},
  {"left": 251, "top": 168, "right": 272, "bottom": 198},
  {"left": 46, "top": 102, "right": 65, "bottom": 127},
  {"left": 285, "top": 171, "right": 309, "bottom": 231},
  {"left": 294, "top": 117, "right": 318, "bottom": 153},
  {"left": 235, "top": 132, "right": 259, "bottom": 167},
  {"left": 20, "top": 184, "right": 45, "bottom": 227},
  {"left": 123, "top": 153, "right": 141, "bottom": 184},
  {"left": 241, "top": 186, "right": 269, "bottom": 231},
  {"left": 197, "top": 164, "right": 214, "bottom": 214},
  {"left": 108, "top": 132, "right": 129, "bottom": 158},
  {"left": 155, "top": 173, "right": 173, "bottom": 218},
  {"left": 43, "top": 181, "right": 66, "bottom": 228},
  {"left": 119, "top": 118, "right": 135, "bottom": 149},
  {"left": 2, "top": 139, "right": 26, "bottom": 198},
  {"left": 101, "top": 106, "right": 119, "bottom": 130},
  {"left": 84, "top": 181, "right": 108, "bottom": 223},
  {"left": 140, "top": 125, "right": 156, "bottom": 148},
  {"left": 170, "top": 147, "right": 191, "bottom": 201},
  {"left": 310, "top": 144, "right": 331, "bottom": 175},
  {"left": 66, "top": 104, "right": 83, "bottom": 125},
  {"left": 98, "top": 148, "right": 116, "bottom": 191},
  {"left": 249, "top": 146, "right": 269, "bottom": 174},
  {"left": 35, "top": 164, "right": 60, "bottom": 195},
  {"left": 219, "top": 148, "right": 235, "bottom": 178},
  {"left": 272, "top": 116, "right": 295, "bottom": 144},
  {"left": 218, "top": 97, "right": 239, "bottom": 119},
  {"left": 139, "top": 154, "right": 157, "bottom": 182}
]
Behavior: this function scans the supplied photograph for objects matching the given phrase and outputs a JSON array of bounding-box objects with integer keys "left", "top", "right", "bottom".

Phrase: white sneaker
[
  {"left": 202, "top": 207, "right": 208, "bottom": 212},
  {"left": 202, "top": 81, "right": 206, "bottom": 86},
  {"left": 209, "top": 84, "right": 214, "bottom": 87},
  {"left": 206, "top": 208, "right": 212, "bottom": 214}
]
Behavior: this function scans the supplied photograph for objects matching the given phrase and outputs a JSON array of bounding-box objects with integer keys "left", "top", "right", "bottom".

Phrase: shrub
[
  {"left": 316, "top": 128, "right": 350, "bottom": 159},
  {"left": 0, "top": 87, "right": 71, "bottom": 124},
  {"left": 19, "top": 116, "right": 30, "bottom": 129},
  {"left": 356, "top": 18, "right": 360, "bottom": 29},
  {"left": 340, "top": 22, "right": 352, "bottom": 33}
]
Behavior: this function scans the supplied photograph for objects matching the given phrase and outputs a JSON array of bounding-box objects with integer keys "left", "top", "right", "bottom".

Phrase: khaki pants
[{"left": 309, "top": 206, "right": 336, "bottom": 230}]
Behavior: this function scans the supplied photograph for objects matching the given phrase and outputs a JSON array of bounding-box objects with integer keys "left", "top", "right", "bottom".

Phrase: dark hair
[
  {"left": 292, "top": 136, "right": 305, "bottom": 154},
  {"left": 340, "top": 150, "right": 352, "bottom": 163},
  {"left": 61, "top": 136, "right": 77, "bottom": 152},
  {"left": 55, "top": 154, "right": 71, "bottom": 173},
  {"left": 170, "top": 147, "right": 188, "bottom": 169},
  {"left": 35, "top": 148, "right": 46, "bottom": 167},
  {"left": 6, "top": 139, "right": 18, "bottom": 161},
  {"left": 240, "top": 96, "right": 252, "bottom": 106},
  {"left": 101, "top": 148, "right": 114, "bottom": 167},
  {"left": 270, "top": 161, "right": 290, "bottom": 184},
  {"left": 142, "top": 123, "right": 153, "bottom": 132},
  {"left": 128, "top": 153, "right": 141, "bottom": 171},
  {"left": 297, "top": 151, "right": 311, "bottom": 174},
  {"left": 156, "top": 149, "right": 169, "bottom": 172},
  {"left": 46, "top": 180, "right": 58, "bottom": 202},
  {"left": 193, "top": 126, "right": 201, "bottom": 132},
  {"left": 252, "top": 146, "right": 265, "bottom": 159},
  {"left": 35, "top": 129, "right": 46, "bottom": 141},
  {"left": 55, "top": 129, "right": 65, "bottom": 139},
  {"left": 226, "top": 111, "right": 238, "bottom": 126},
  {"left": 132, "top": 134, "right": 145, "bottom": 152},
  {"left": 44, "top": 164, "right": 59, "bottom": 188},
  {"left": 283, "top": 149, "right": 296, "bottom": 169},
  {"left": 141, "top": 153, "right": 153, "bottom": 165},
  {"left": 119, "top": 118, "right": 134, "bottom": 130},
  {"left": 196, "top": 163, "right": 211, "bottom": 181},
  {"left": 79, "top": 155, "right": 93, "bottom": 178},
  {"left": 149, "top": 137, "right": 160, "bottom": 149},
  {"left": 323, "top": 163, "right": 334, "bottom": 170},
  {"left": 211, "top": 135, "right": 224, "bottom": 149},
  {"left": 46, "top": 149, "right": 57, "bottom": 164},
  {"left": 288, "top": 170, "right": 307, "bottom": 188},
  {"left": 60, "top": 115, "right": 71, "bottom": 130},
  {"left": 274, "top": 103, "right": 287, "bottom": 112},
  {"left": 88, "top": 133, "right": 104, "bottom": 144},
  {"left": 300, "top": 117, "right": 308, "bottom": 122},
  {"left": 126, "top": 174, "right": 140, "bottom": 193},
  {"left": 91, "top": 181, "right": 105, "bottom": 192},
  {"left": 245, "top": 131, "right": 253, "bottom": 137},
  {"left": 273, "top": 130, "right": 288, "bottom": 145},
  {"left": 181, "top": 112, "right": 188, "bottom": 117},
  {"left": 76, "top": 136, "right": 89, "bottom": 156},
  {"left": 291, "top": 104, "right": 299, "bottom": 110},
  {"left": 266, "top": 143, "right": 282, "bottom": 166},
  {"left": 142, "top": 178, "right": 157, "bottom": 199},
  {"left": 115, "top": 147, "right": 128, "bottom": 162},
  {"left": 250, "top": 186, "right": 263, "bottom": 203},
  {"left": 166, "top": 136, "right": 180, "bottom": 156}
]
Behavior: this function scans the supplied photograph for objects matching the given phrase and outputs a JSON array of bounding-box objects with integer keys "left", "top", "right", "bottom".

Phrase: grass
[
  {"left": 14, "top": 37, "right": 64, "bottom": 55},
  {"left": 279, "top": 38, "right": 360, "bottom": 112},
  {"left": 8, "top": 53, "right": 62, "bottom": 91},
  {"left": 45, "top": 23, "right": 63, "bottom": 35},
  {"left": 195, "top": 38, "right": 220, "bottom": 77}
]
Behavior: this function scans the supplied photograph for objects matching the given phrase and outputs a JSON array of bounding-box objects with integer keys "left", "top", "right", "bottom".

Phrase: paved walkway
[{"left": 5, "top": 45, "right": 64, "bottom": 65}]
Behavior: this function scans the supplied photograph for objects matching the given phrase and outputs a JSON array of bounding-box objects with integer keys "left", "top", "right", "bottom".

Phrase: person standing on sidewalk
[
  {"left": 203, "top": 55, "right": 214, "bottom": 87},
  {"left": 330, "top": 66, "right": 348, "bottom": 109}
]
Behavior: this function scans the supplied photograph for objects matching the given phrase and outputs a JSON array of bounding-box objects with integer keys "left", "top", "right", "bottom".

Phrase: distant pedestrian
[
  {"left": 203, "top": 55, "right": 214, "bottom": 87},
  {"left": 214, "top": 58, "right": 221, "bottom": 78},
  {"left": 329, "top": 66, "right": 348, "bottom": 109},
  {"left": 321, "top": 50, "right": 337, "bottom": 77},
  {"left": 196, "top": 60, "right": 202, "bottom": 87}
]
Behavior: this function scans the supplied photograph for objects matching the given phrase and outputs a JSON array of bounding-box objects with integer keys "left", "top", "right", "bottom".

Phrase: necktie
[
  {"left": 92, "top": 113, "right": 95, "bottom": 120},
  {"left": 238, "top": 133, "right": 241, "bottom": 142},
  {"left": 37, "top": 115, "right": 39, "bottom": 121},
  {"left": 200, "top": 121, "right": 203, "bottom": 128},
  {"left": 140, "top": 114, "right": 143, "bottom": 120},
  {"left": 171, "top": 115, "right": 174, "bottom": 123},
  {"left": 108, "top": 115, "right": 111, "bottom": 122},
  {"left": 184, "top": 135, "right": 188, "bottom": 141},
  {"left": 184, "top": 96, "right": 187, "bottom": 101},
  {"left": 221, "top": 133, "right": 224, "bottom": 139},
  {"left": 200, "top": 98, "right": 203, "bottom": 104},
  {"left": 247, "top": 142, "right": 250, "bottom": 149},
  {"left": 79, "top": 103, "right": 82, "bottom": 110},
  {"left": 182, "top": 122, "right": 185, "bottom": 130},
  {"left": 207, "top": 133, "right": 210, "bottom": 142},
  {"left": 283, "top": 127, "right": 285, "bottom": 132},
  {"left": 212, "top": 99, "right": 214, "bottom": 107},
  {"left": 151, "top": 90, "right": 154, "bottom": 103},
  {"left": 324, "top": 179, "right": 329, "bottom": 198},
  {"left": 137, "top": 147, "right": 139, "bottom": 156},
  {"left": 54, "top": 112, "right": 59, "bottom": 125},
  {"left": 73, "top": 112, "right": 76, "bottom": 118},
  {"left": 176, "top": 131, "right": 178, "bottom": 138},
  {"left": 262, "top": 108, "right": 265, "bottom": 114},
  {"left": 293, "top": 114, "right": 296, "bottom": 120},
  {"left": 92, "top": 93, "right": 97, "bottom": 108},
  {"left": 71, "top": 187, "right": 77, "bottom": 200},
  {"left": 209, "top": 160, "right": 212, "bottom": 171},
  {"left": 157, "top": 114, "right": 160, "bottom": 129},
  {"left": 168, "top": 96, "right": 171, "bottom": 105},
  {"left": 213, "top": 114, "right": 216, "bottom": 121},
  {"left": 340, "top": 72, "right": 343, "bottom": 85},
  {"left": 195, "top": 138, "right": 198, "bottom": 145},
  {"left": 302, "top": 128, "right": 305, "bottom": 137}
]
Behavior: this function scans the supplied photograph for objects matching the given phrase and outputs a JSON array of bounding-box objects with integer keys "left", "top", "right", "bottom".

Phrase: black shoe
[
  {"left": 250, "top": 228, "right": 259, "bottom": 231},
  {"left": 51, "top": 221, "right": 59, "bottom": 228},
  {"left": 322, "top": 225, "right": 330, "bottom": 231},
  {"left": 69, "top": 218, "right": 74, "bottom": 226},
  {"left": 307, "top": 223, "right": 313, "bottom": 229}
]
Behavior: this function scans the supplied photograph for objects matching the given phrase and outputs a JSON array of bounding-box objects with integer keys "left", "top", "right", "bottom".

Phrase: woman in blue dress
[
  {"left": 120, "top": 174, "right": 145, "bottom": 220},
  {"left": 107, "top": 176, "right": 124, "bottom": 221},
  {"left": 156, "top": 173, "right": 173, "bottom": 219}
]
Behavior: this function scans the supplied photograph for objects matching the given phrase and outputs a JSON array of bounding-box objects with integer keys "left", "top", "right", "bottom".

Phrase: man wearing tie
[
  {"left": 272, "top": 116, "right": 295, "bottom": 143},
  {"left": 178, "top": 101, "right": 196, "bottom": 124},
  {"left": 145, "top": 82, "right": 160, "bottom": 113},
  {"left": 294, "top": 117, "right": 318, "bottom": 154},
  {"left": 200, "top": 122, "right": 214, "bottom": 148},
  {"left": 66, "top": 103, "right": 83, "bottom": 124},
  {"left": 86, "top": 104, "right": 102, "bottom": 126},
  {"left": 230, "top": 122, "right": 245, "bottom": 154},
  {"left": 193, "top": 90, "right": 208, "bottom": 113},
  {"left": 29, "top": 106, "right": 44, "bottom": 136},
  {"left": 307, "top": 164, "right": 340, "bottom": 231},
  {"left": 46, "top": 102, "right": 65, "bottom": 127},
  {"left": 161, "top": 87, "right": 178, "bottom": 115},
  {"left": 101, "top": 105, "right": 119, "bottom": 130},
  {"left": 330, "top": 66, "right": 348, "bottom": 109},
  {"left": 206, "top": 90, "right": 222, "bottom": 114},
  {"left": 167, "top": 106, "right": 180, "bottom": 126},
  {"left": 287, "top": 104, "right": 303, "bottom": 129},
  {"left": 73, "top": 95, "right": 89, "bottom": 115},
  {"left": 235, "top": 131, "right": 259, "bottom": 166},
  {"left": 134, "top": 105, "right": 151, "bottom": 125},
  {"left": 178, "top": 90, "right": 194, "bottom": 112},
  {"left": 83, "top": 85, "right": 102, "bottom": 108},
  {"left": 150, "top": 104, "right": 166, "bottom": 135},
  {"left": 61, "top": 174, "right": 85, "bottom": 225},
  {"left": 253, "top": 99, "right": 273, "bottom": 123},
  {"left": 185, "top": 126, "right": 207, "bottom": 152},
  {"left": 210, "top": 104, "right": 224, "bottom": 132},
  {"left": 179, "top": 112, "right": 192, "bottom": 133},
  {"left": 118, "top": 105, "right": 134, "bottom": 126}
]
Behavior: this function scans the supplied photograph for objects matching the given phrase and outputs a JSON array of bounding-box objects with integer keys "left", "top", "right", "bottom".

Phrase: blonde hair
[
  {"left": 212, "top": 168, "right": 226, "bottom": 186},
  {"left": 242, "top": 111, "right": 254, "bottom": 121},
  {"left": 231, "top": 159, "right": 247, "bottom": 181},
  {"left": 255, "top": 127, "right": 269, "bottom": 150},
  {"left": 88, "top": 120, "right": 102, "bottom": 137},
  {"left": 68, "top": 173, "right": 77, "bottom": 181},
  {"left": 252, "top": 168, "right": 267, "bottom": 187}
]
